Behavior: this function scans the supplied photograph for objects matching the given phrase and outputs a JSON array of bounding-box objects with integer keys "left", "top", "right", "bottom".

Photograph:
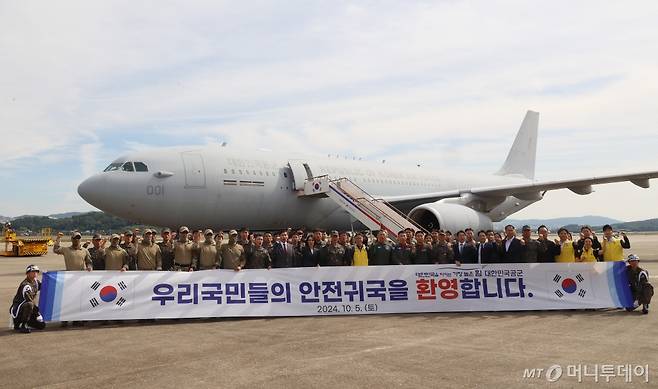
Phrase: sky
[{"left": 1, "top": 1, "right": 657, "bottom": 221}]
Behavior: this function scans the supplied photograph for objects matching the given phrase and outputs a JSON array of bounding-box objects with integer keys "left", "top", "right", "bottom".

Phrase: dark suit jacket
[
  {"left": 538, "top": 239, "right": 560, "bottom": 262},
  {"left": 271, "top": 241, "right": 297, "bottom": 268},
  {"left": 499, "top": 237, "right": 524, "bottom": 263},
  {"left": 454, "top": 242, "right": 478, "bottom": 264},
  {"left": 300, "top": 245, "right": 319, "bottom": 267},
  {"left": 477, "top": 242, "right": 500, "bottom": 263}
]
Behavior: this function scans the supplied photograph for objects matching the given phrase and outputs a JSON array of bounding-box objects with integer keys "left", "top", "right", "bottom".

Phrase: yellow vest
[
  {"left": 353, "top": 246, "right": 368, "bottom": 266},
  {"left": 579, "top": 248, "right": 597, "bottom": 262},
  {"left": 555, "top": 241, "right": 575, "bottom": 262},
  {"left": 602, "top": 237, "right": 625, "bottom": 261}
]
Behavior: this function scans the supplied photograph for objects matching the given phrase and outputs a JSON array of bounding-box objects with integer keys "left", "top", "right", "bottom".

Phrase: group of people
[
  {"left": 8, "top": 222, "right": 652, "bottom": 333},
  {"left": 52, "top": 224, "right": 634, "bottom": 272}
]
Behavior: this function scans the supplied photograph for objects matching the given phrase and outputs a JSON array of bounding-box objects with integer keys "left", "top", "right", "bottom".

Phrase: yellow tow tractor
[{"left": 1, "top": 223, "right": 50, "bottom": 257}]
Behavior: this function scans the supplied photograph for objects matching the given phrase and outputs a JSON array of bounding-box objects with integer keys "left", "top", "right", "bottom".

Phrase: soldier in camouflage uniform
[
  {"left": 120, "top": 230, "right": 138, "bottom": 270},
  {"left": 392, "top": 231, "right": 414, "bottom": 265},
  {"left": 158, "top": 228, "right": 175, "bottom": 271},
  {"left": 320, "top": 231, "right": 346, "bottom": 266},
  {"left": 431, "top": 230, "right": 454, "bottom": 264},
  {"left": 246, "top": 234, "right": 272, "bottom": 269},
  {"left": 86, "top": 233, "right": 106, "bottom": 270}
]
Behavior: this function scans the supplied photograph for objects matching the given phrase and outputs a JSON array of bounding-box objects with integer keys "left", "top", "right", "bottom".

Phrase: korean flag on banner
[
  {"left": 547, "top": 271, "right": 594, "bottom": 301},
  {"left": 81, "top": 277, "right": 135, "bottom": 314}
]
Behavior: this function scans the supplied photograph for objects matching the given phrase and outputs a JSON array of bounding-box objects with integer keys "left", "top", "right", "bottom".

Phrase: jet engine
[{"left": 408, "top": 202, "right": 493, "bottom": 232}]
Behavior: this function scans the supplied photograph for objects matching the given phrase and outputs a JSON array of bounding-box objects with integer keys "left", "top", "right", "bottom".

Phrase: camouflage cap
[{"left": 204, "top": 229, "right": 214, "bottom": 236}]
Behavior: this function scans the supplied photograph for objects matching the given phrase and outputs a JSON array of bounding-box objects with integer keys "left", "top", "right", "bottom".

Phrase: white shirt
[{"left": 505, "top": 238, "right": 514, "bottom": 252}]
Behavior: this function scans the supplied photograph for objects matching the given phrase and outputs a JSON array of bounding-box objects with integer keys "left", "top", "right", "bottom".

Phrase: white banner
[{"left": 39, "top": 262, "right": 634, "bottom": 321}]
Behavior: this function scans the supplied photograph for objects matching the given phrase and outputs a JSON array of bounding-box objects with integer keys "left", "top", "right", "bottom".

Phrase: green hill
[
  {"left": 10, "top": 212, "right": 158, "bottom": 235},
  {"left": 561, "top": 218, "right": 658, "bottom": 232}
]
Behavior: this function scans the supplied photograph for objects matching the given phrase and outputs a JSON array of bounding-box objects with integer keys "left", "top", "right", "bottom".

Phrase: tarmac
[{"left": 1, "top": 234, "right": 657, "bottom": 388}]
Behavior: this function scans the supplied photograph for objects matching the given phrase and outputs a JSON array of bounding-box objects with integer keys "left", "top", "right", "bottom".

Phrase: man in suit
[
  {"left": 476, "top": 230, "right": 498, "bottom": 263},
  {"left": 271, "top": 230, "right": 297, "bottom": 268},
  {"left": 500, "top": 225, "right": 524, "bottom": 263},
  {"left": 454, "top": 230, "right": 477, "bottom": 264}
]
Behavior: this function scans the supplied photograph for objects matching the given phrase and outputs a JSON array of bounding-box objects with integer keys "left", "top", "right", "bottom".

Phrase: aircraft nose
[{"left": 77, "top": 174, "right": 104, "bottom": 206}]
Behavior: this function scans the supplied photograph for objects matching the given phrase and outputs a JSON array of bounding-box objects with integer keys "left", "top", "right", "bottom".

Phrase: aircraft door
[
  {"left": 181, "top": 152, "right": 206, "bottom": 188},
  {"left": 288, "top": 160, "right": 314, "bottom": 190}
]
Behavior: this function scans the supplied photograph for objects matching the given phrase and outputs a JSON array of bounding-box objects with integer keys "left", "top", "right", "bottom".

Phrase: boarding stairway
[{"left": 300, "top": 175, "right": 425, "bottom": 238}]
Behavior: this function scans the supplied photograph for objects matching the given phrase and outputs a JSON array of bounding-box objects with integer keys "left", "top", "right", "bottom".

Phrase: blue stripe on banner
[
  {"left": 52, "top": 272, "right": 64, "bottom": 321},
  {"left": 606, "top": 263, "right": 620, "bottom": 307},
  {"left": 40, "top": 271, "right": 59, "bottom": 321},
  {"left": 612, "top": 261, "right": 634, "bottom": 308}
]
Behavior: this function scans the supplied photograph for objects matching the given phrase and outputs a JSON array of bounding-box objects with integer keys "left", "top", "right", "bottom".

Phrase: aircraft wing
[{"left": 383, "top": 170, "right": 658, "bottom": 210}]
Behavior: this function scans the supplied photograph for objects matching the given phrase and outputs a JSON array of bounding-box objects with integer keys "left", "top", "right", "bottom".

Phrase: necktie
[{"left": 459, "top": 244, "right": 463, "bottom": 254}]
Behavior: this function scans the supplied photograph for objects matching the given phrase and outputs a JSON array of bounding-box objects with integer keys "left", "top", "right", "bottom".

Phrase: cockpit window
[
  {"left": 103, "top": 161, "right": 148, "bottom": 172},
  {"left": 134, "top": 162, "right": 148, "bottom": 172},
  {"left": 103, "top": 163, "right": 122, "bottom": 172}
]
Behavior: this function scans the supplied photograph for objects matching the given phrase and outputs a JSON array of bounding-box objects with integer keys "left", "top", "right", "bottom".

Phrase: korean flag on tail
[
  {"left": 82, "top": 277, "right": 134, "bottom": 315},
  {"left": 548, "top": 271, "right": 594, "bottom": 302}
]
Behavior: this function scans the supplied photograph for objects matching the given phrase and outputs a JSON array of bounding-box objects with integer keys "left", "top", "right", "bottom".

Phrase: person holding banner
[
  {"left": 9, "top": 264, "right": 46, "bottom": 333},
  {"left": 54, "top": 232, "right": 92, "bottom": 271}
]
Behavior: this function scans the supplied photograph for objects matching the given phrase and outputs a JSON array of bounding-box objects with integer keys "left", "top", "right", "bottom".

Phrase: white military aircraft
[{"left": 78, "top": 111, "right": 658, "bottom": 234}]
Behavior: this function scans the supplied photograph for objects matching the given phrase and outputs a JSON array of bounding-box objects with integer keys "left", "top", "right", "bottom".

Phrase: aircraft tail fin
[{"left": 495, "top": 110, "right": 539, "bottom": 180}]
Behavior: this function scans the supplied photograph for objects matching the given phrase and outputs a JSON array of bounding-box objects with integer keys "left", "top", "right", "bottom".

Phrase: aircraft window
[
  {"left": 266, "top": 172, "right": 269, "bottom": 176},
  {"left": 134, "top": 162, "right": 148, "bottom": 172},
  {"left": 224, "top": 169, "right": 228, "bottom": 174},
  {"left": 239, "top": 170, "right": 243, "bottom": 174},
  {"left": 259, "top": 171, "right": 263, "bottom": 176},
  {"left": 283, "top": 172, "right": 288, "bottom": 178},
  {"left": 231, "top": 169, "right": 235, "bottom": 174},
  {"left": 122, "top": 162, "right": 135, "bottom": 172},
  {"left": 253, "top": 170, "right": 256, "bottom": 175},
  {"left": 103, "top": 163, "right": 122, "bottom": 172}
]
